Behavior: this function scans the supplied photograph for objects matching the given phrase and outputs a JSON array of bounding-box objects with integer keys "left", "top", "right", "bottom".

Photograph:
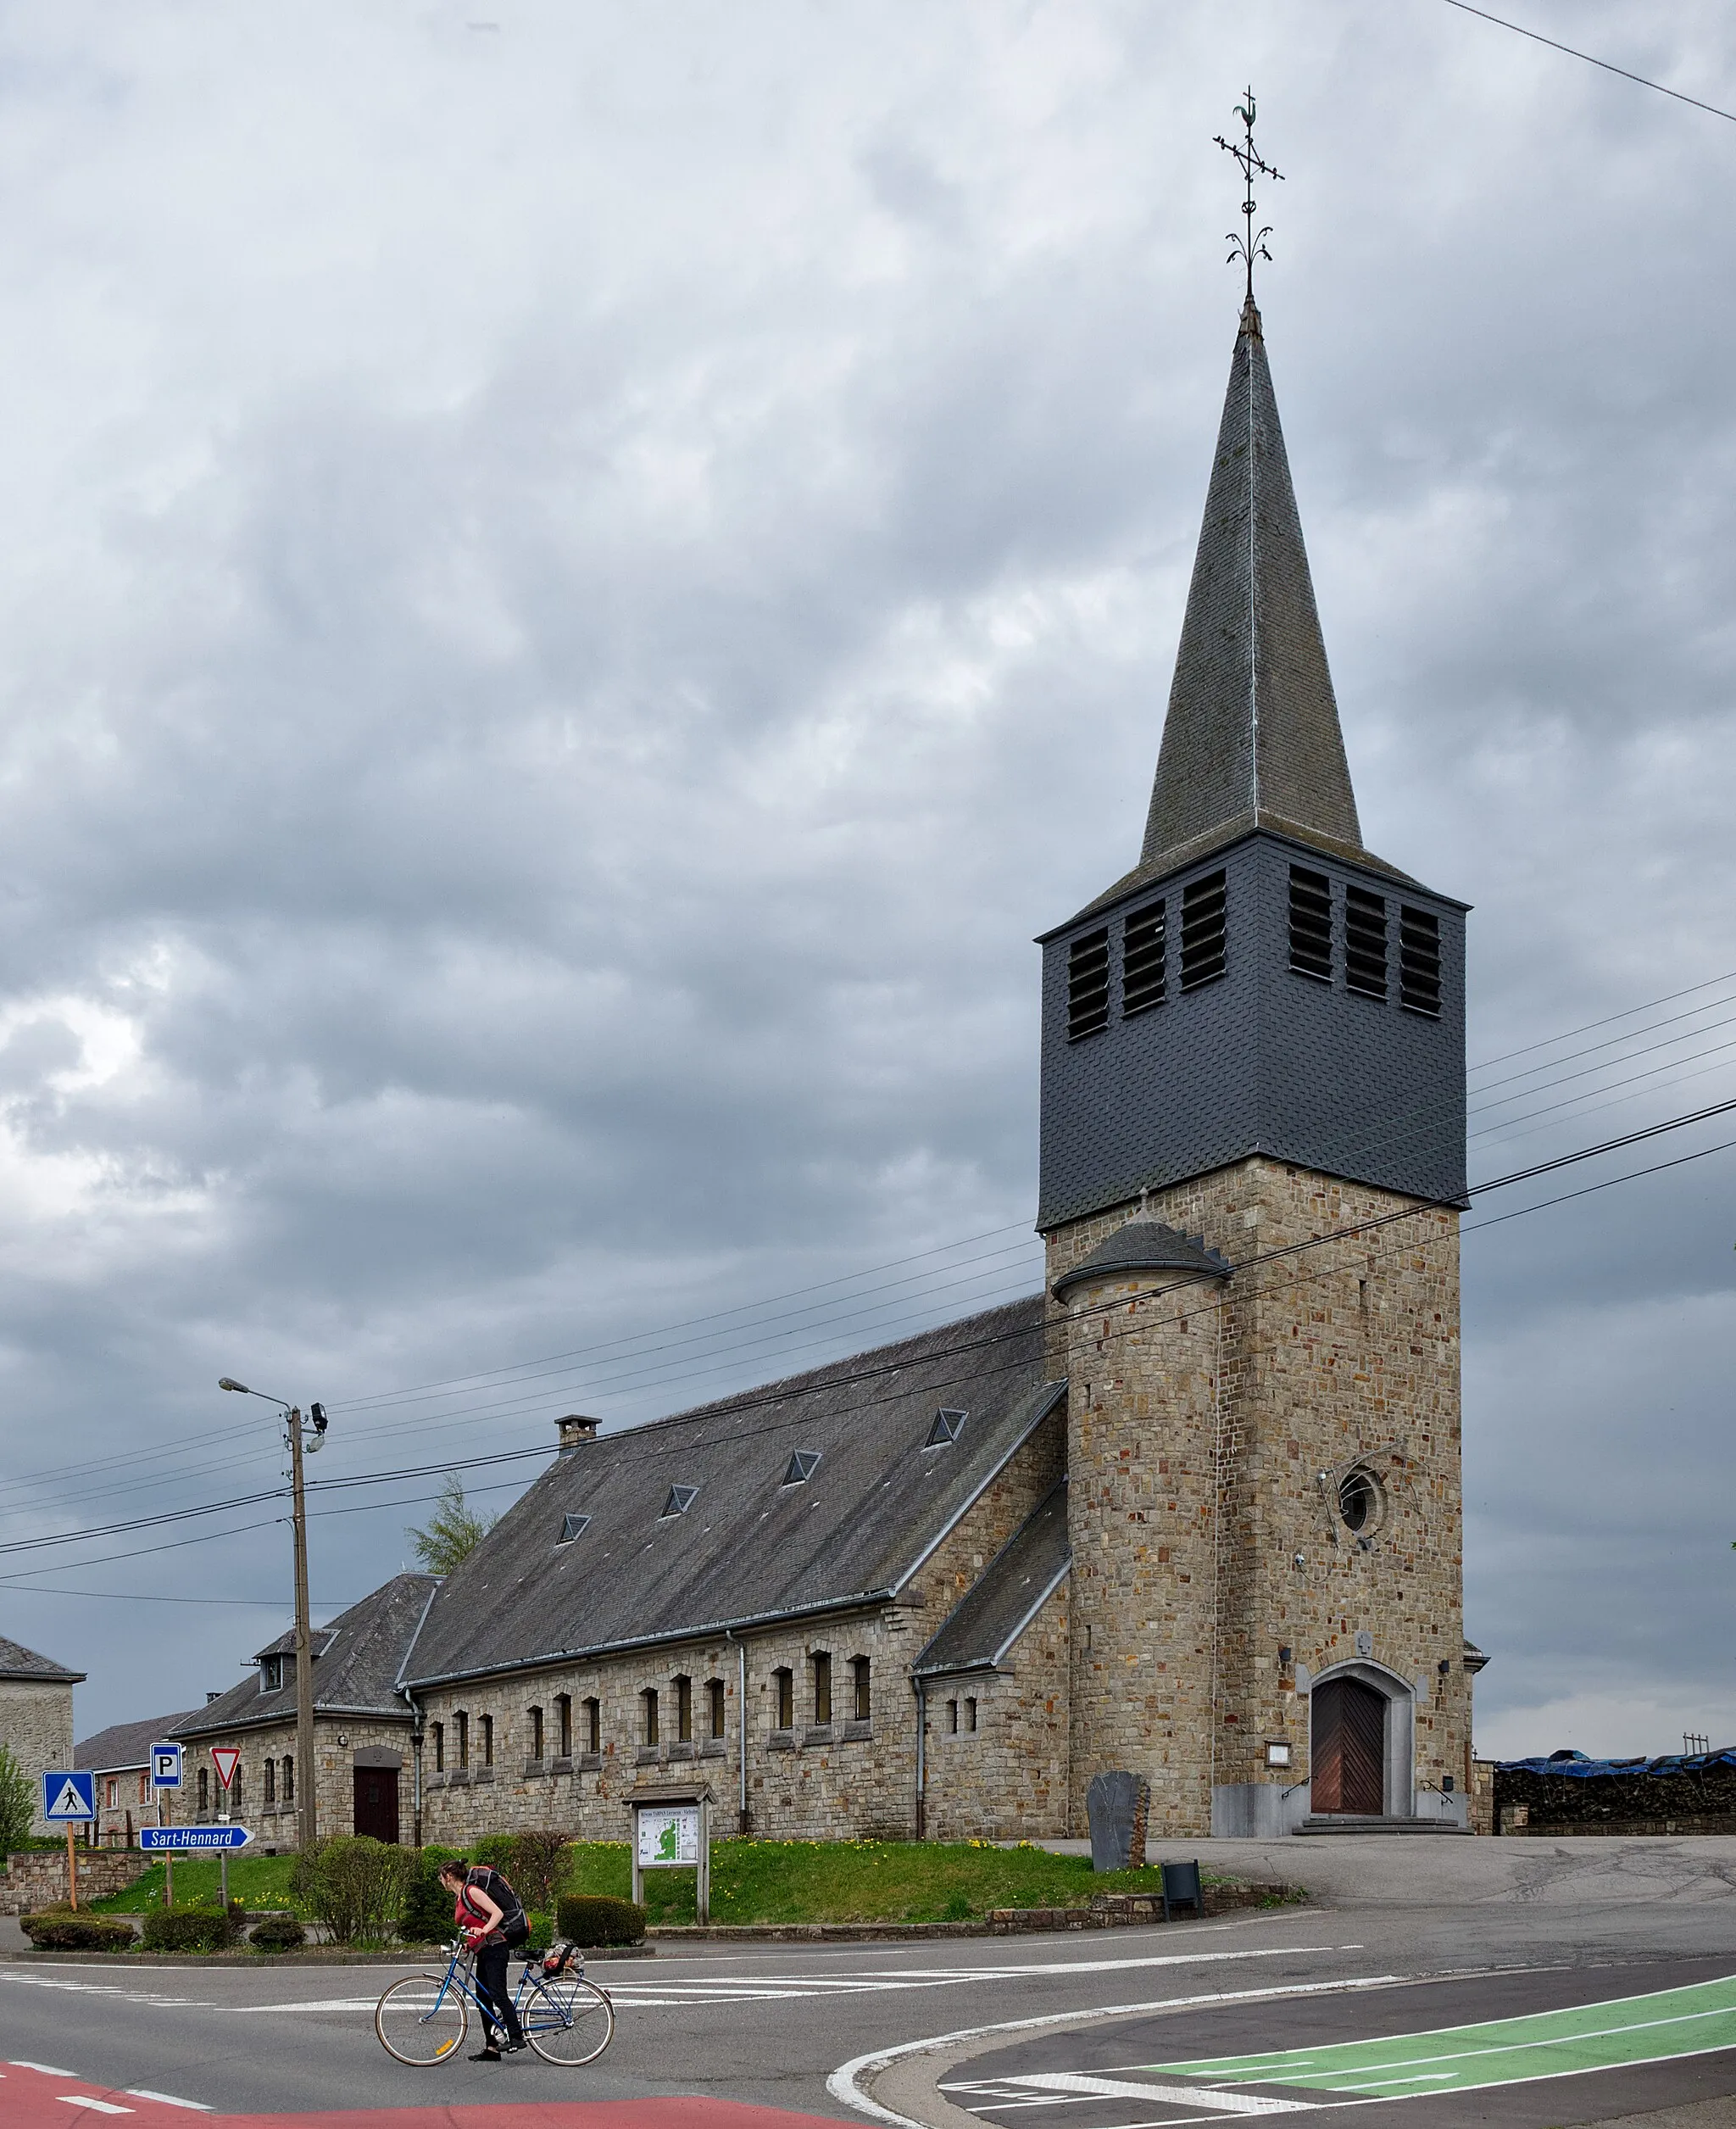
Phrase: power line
[
  {"left": 1441, "top": 1, "right": 1736, "bottom": 125},
  {"left": 7, "top": 1088, "right": 1733, "bottom": 1573}
]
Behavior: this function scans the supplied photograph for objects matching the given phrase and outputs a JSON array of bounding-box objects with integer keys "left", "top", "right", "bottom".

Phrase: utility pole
[
  {"left": 219, "top": 1379, "right": 328, "bottom": 1856},
  {"left": 287, "top": 1404, "right": 317, "bottom": 1853}
]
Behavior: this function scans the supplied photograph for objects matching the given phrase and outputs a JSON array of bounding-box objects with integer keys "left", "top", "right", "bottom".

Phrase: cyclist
[{"left": 437, "top": 1857, "right": 528, "bottom": 2060}]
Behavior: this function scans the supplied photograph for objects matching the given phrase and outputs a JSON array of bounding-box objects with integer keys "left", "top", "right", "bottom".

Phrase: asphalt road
[{"left": 3, "top": 1839, "right": 1735, "bottom": 2127}]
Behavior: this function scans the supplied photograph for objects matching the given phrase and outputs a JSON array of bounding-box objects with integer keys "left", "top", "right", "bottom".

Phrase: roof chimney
[
  {"left": 556, "top": 1413, "right": 601, "bottom": 1456},
  {"left": 206, "top": 1690, "right": 222, "bottom": 1703}
]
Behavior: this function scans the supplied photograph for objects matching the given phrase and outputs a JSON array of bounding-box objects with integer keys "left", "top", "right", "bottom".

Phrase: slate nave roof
[{"left": 403, "top": 1295, "right": 1063, "bottom": 1690}]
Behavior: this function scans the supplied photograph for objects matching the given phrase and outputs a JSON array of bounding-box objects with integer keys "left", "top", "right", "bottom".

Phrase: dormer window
[
  {"left": 661, "top": 1485, "right": 699, "bottom": 1519},
  {"left": 782, "top": 1451, "right": 821, "bottom": 1485},
  {"left": 259, "top": 1655, "right": 284, "bottom": 1694},
  {"left": 556, "top": 1513, "right": 591, "bottom": 1546},
  {"left": 926, "top": 1408, "right": 966, "bottom": 1447}
]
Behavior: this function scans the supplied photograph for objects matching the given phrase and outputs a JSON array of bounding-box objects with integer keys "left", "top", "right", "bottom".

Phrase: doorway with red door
[{"left": 352, "top": 1754, "right": 401, "bottom": 1843}]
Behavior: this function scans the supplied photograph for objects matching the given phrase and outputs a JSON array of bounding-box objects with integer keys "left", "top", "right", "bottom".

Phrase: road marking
[
  {"left": 122, "top": 2096, "right": 213, "bottom": 2113},
  {"left": 994, "top": 2071, "right": 1310, "bottom": 2116},
  {"left": 829, "top": 1976, "right": 1403, "bottom": 2129},
  {"left": 231, "top": 1998, "right": 385, "bottom": 2013},
  {"left": 55, "top": 2101, "right": 133, "bottom": 2116},
  {"left": 13, "top": 2061, "right": 79, "bottom": 2075},
  {"left": 1149, "top": 1972, "right": 1736, "bottom": 2099},
  {"left": 0, "top": 1974, "right": 210, "bottom": 2008},
  {"left": 603, "top": 1947, "right": 1363, "bottom": 2009}
]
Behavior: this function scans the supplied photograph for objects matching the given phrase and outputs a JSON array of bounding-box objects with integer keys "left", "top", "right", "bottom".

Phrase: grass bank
[{"left": 91, "top": 1839, "right": 1273, "bottom": 1930}]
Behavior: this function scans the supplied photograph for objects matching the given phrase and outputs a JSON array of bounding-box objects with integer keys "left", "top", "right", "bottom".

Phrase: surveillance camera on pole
[{"left": 220, "top": 1376, "right": 330, "bottom": 1853}]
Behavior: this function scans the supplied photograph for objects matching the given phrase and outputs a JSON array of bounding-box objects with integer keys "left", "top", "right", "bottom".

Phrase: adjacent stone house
[
  {"left": 75, "top": 1711, "right": 199, "bottom": 1847},
  {"left": 1, "top": 1637, "right": 84, "bottom": 1835},
  {"left": 170, "top": 1575, "right": 436, "bottom": 1848}
]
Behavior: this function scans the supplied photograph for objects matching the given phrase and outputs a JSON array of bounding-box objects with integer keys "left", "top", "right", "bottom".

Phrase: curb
[
  {"left": 648, "top": 1884, "right": 1299, "bottom": 1944},
  {"left": 0, "top": 1942, "right": 656, "bottom": 1967}
]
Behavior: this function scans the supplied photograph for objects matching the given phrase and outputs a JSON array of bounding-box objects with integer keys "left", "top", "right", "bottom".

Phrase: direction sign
[
  {"left": 42, "top": 1770, "right": 95, "bottom": 1822},
  {"left": 210, "top": 1746, "right": 241, "bottom": 1790},
  {"left": 150, "top": 1742, "right": 183, "bottom": 1790},
  {"left": 140, "top": 1825, "right": 252, "bottom": 1851}
]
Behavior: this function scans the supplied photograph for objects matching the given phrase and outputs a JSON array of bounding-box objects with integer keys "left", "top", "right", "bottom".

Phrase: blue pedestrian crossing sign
[
  {"left": 42, "top": 1770, "right": 95, "bottom": 1822},
  {"left": 150, "top": 1742, "right": 183, "bottom": 1789}
]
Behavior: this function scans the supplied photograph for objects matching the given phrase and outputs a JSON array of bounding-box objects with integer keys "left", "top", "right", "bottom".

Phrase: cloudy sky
[{"left": 1, "top": 1, "right": 1733, "bottom": 1764}]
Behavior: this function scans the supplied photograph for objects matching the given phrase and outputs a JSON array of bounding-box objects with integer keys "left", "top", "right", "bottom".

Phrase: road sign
[
  {"left": 150, "top": 1742, "right": 184, "bottom": 1789},
  {"left": 140, "top": 1825, "right": 252, "bottom": 1851},
  {"left": 211, "top": 1746, "right": 241, "bottom": 1790},
  {"left": 42, "top": 1770, "right": 95, "bottom": 1822}
]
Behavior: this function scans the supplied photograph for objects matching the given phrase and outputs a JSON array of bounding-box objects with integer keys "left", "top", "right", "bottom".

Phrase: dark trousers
[{"left": 475, "top": 1940, "right": 523, "bottom": 2046}]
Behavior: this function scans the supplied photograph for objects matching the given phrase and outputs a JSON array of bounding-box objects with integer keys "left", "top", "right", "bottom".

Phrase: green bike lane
[
  {"left": 941, "top": 1956, "right": 1736, "bottom": 2128},
  {"left": 1149, "top": 1971, "right": 1736, "bottom": 2098}
]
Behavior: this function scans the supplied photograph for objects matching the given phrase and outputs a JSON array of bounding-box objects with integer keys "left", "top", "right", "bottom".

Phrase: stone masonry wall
[
  {"left": 170, "top": 1714, "right": 413, "bottom": 1849},
  {"left": 1, "top": 1679, "right": 76, "bottom": 1835},
  {"left": 0, "top": 1848, "right": 148, "bottom": 1915},
  {"left": 418, "top": 1408, "right": 1067, "bottom": 1848},
  {"left": 921, "top": 1578, "right": 1071, "bottom": 1842},
  {"left": 1049, "top": 1156, "right": 1467, "bottom": 1835}
]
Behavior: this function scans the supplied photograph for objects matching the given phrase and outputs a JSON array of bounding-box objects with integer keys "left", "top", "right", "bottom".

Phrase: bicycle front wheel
[
  {"left": 522, "top": 1971, "right": 615, "bottom": 2065},
  {"left": 376, "top": 1973, "right": 469, "bottom": 2065}
]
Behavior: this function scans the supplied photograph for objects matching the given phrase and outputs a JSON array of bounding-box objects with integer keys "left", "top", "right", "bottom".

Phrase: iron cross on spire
[{"left": 1214, "top": 89, "right": 1283, "bottom": 304}]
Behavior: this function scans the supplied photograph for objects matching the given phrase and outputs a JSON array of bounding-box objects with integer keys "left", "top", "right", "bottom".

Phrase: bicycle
[{"left": 375, "top": 1937, "right": 615, "bottom": 2067}]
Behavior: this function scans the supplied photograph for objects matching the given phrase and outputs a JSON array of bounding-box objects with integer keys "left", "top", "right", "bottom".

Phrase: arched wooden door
[{"left": 1310, "top": 1675, "right": 1385, "bottom": 1814}]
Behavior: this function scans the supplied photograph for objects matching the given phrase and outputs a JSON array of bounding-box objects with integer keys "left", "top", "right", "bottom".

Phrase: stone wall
[
  {"left": 417, "top": 1408, "right": 1068, "bottom": 1848},
  {"left": 0, "top": 1848, "right": 147, "bottom": 1914},
  {"left": 922, "top": 1579, "right": 1071, "bottom": 1841},
  {"left": 169, "top": 1715, "right": 413, "bottom": 1848},
  {"left": 1, "top": 1679, "right": 76, "bottom": 1835},
  {"left": 1049, "top": 1155, "right": 1469, "bottom": 1836}
]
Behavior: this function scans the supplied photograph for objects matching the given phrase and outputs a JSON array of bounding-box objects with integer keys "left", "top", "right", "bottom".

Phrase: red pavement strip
[{"left": 1, "top": 2065, "right": 844, "bottom": 2129}]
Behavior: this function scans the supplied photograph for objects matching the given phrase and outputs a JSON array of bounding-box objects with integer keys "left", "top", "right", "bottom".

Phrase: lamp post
[{"left": 219, "top": 1379, "right": 328, "bottom": 1853}]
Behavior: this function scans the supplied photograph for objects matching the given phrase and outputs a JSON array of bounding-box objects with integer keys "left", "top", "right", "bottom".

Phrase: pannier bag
[{"left": 541, "top": 1938, "right": 577, "bottom": 1976}]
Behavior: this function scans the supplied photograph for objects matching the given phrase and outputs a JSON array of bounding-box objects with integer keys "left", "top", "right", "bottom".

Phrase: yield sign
[{"left": 211, "top": 1746, "right": 241, "bottom": 1790}]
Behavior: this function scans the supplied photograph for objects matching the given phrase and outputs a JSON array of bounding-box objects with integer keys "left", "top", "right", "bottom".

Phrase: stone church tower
[{"left": 1042, "top": 297, "right": 1472, "bottom": 1836}]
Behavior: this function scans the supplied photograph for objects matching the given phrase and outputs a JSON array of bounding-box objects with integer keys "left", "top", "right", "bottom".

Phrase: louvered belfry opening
[
  {"left": 1310, "top": 1675, "right": 1386, "bottom": 1814},
  {"left": 1344, "top": 886, "right": 1388, "bottom": 1000},
  {"left": 1067, "top": 927, "right": 1110, "bottom": 1040},
  {"left": 1178, "top": 870, "right": 1227, "bottom": 990},
  {"left": 1400, "top": 906, "right": 1442, "bottom": 1017},
  {"left": 1121, "top": 900, "right": 1166, "bottom": 1017},
  {"left": 1288, "top": 865, "right": 1333, "bottom": 981}
]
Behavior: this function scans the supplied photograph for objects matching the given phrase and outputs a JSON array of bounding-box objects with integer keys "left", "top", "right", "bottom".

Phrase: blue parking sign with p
[
  {"left": 42, "top": 1770, "right": 94, "bottom": 1822},
  {"left": 151, "top": 1742, "right": 183, "bottom": 1789}
]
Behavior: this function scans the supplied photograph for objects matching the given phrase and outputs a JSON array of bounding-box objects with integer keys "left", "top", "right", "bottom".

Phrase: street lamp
[{"left": 219, "top": 1379, "right": 329, "bottom": 1854}]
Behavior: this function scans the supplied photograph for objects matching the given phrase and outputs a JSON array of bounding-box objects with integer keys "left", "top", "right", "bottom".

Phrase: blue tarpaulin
[{"left": 1497, "top": 1748, "right": 1736, "bottom": 1778}]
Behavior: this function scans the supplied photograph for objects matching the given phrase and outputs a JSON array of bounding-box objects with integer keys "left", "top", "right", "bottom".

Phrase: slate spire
[{"left": 1140, "top": 298, "right": 1363, "bottom": 877}]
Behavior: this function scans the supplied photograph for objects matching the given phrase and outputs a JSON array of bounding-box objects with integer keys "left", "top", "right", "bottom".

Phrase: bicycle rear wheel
[
  {"left": 376, "top": 1973, "right": 469, "bottom": 2065},
  {"left": 522, "top": 1971, "right": 615, "bottom": 2065}
]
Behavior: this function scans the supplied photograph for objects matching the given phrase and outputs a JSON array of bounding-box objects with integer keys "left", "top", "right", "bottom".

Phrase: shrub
[
  {"left": 555, "top": 1893, "right": 645, "bottom": 1946},
  {"left": 249, "top": 1914, "right": 307, "bottom": 1953},
  {"left": 0, "top": 1744, "right": 35, "bottom": 1856},
  {"left": 470, "top": 1832, "right": 516, "bottom": 1875},
  {"left": 142, "top": 1906, "right": 237, "bottom": 1953},
  {"left": 292, "top": 1836, "right": 415, "bottom": 1946},
  {"left": 508, "top": 1831, "right": 573, "bottom": 1912},
  {"left": 21, "top": 1909, "right": 136, "bottom": 1952},
  {"left": 401, "top": 1846, "right": 469, "bottom": 1944},
  {"left": 522, "top": 1908, "right": 553, "bottom": 1955}
]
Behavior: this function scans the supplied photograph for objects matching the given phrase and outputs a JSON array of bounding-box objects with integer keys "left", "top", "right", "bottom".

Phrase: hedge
[
  {"left": 249, "top": 1914, "right": 307, "bottom": 1952},
  {"left": 555, "top": 1893, "right": 645, "bottom": 1946},
  {"left": 142, "top": 1904, "right": 242, "bottom": 1953},
  {"left": 22, "top": 1910, "right": 136, "bottom": 1952}
]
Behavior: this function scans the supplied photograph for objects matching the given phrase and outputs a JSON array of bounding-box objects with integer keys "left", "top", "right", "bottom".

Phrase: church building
[{"left": 177, "top": 293, "right": 1478, "bottom": 1846}]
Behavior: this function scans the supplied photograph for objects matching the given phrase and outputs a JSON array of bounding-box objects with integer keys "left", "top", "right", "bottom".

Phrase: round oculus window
[{"left": 1337, "top": 1466, "right": 1383, "bottom": 1535}]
